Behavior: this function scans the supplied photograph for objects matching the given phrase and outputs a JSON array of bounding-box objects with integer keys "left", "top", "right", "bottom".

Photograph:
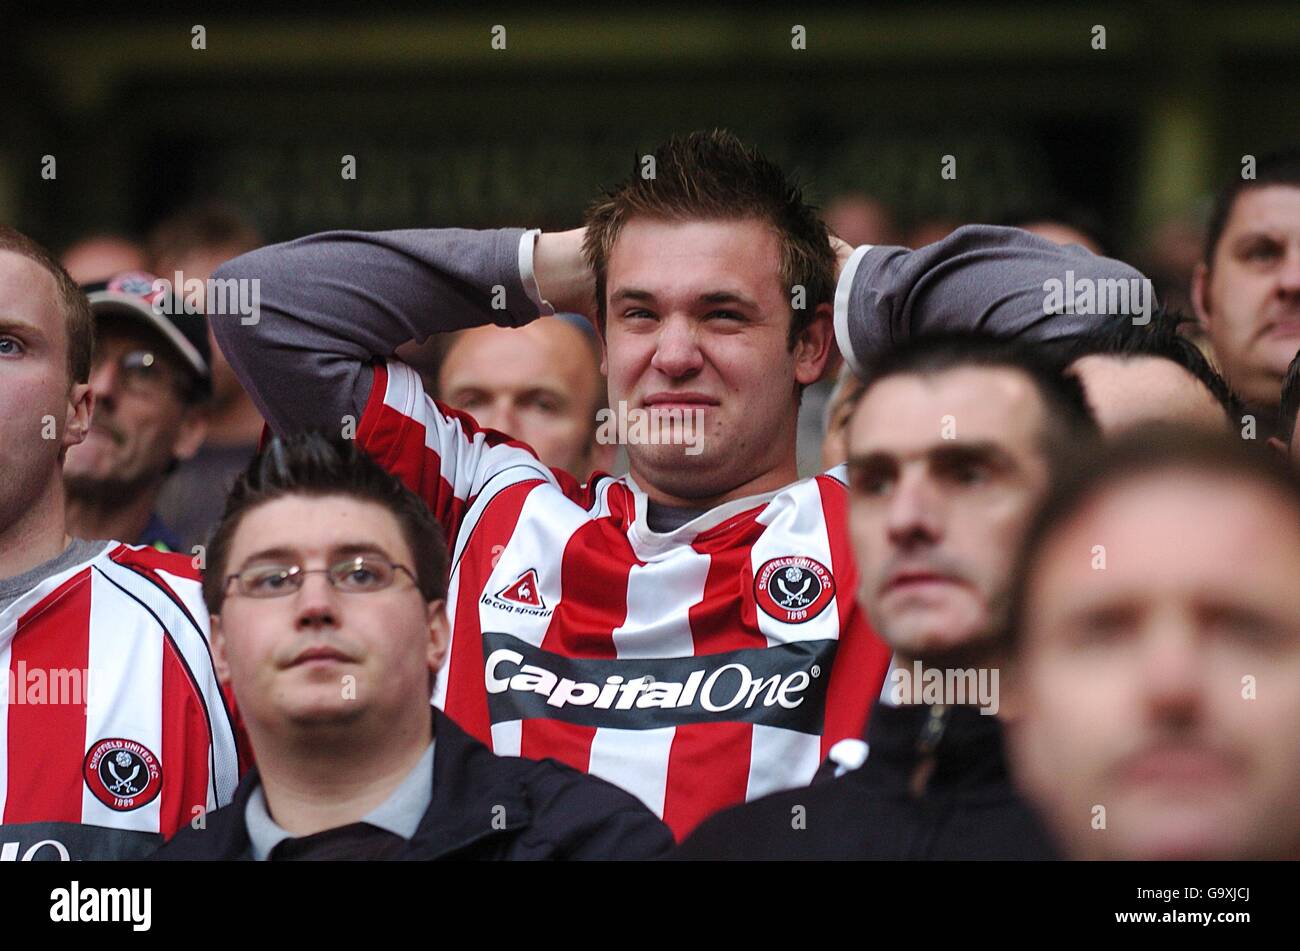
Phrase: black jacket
[
  {"left": 673, "top": 702, "right": 1058, "bottom": 860},
  {"left": 152, "top": 710, "right": 674, "bottom": 860}
]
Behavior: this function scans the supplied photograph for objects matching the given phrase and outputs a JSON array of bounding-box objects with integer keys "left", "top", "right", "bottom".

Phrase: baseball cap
[{"left": 82, "top": 271, "right": 212, "bottom": 399}]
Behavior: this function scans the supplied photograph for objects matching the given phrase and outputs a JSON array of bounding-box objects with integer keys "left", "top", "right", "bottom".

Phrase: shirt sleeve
[
  {"left": 210, "top": 226, "right": 548, "bottom": 436},
  {"left": 833, "top": 224, "right": 1154, "bottom": 377},
  {"left": 210, "top": 227, "right": 556, "bottom": 537}
]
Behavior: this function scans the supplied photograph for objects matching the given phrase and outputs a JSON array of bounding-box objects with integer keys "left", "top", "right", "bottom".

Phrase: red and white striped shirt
[
  {"left": 0, "top": 542, "right": 243, "bottom": 860},
  {"left": 361, "top": 361, "right": 892, "bottom": 838}
]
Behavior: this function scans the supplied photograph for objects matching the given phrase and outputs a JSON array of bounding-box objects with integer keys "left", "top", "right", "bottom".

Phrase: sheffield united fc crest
[
  {"left": 754, "top": 556, "right": 835, "bottom": 624},
  {"left": 83, "top": 738, "right": 162, "bottom": 811}
]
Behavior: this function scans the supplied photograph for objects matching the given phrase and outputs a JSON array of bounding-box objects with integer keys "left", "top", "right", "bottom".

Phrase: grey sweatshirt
[{"left": 211, "top": 224, "right": 1149, "bottom": 439}]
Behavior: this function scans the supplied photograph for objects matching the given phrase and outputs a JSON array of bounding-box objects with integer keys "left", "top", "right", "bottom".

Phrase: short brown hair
[
  {"left": 0, "top": 226, "right": 94, "bottom": 384},
  {"left": 203, "top": 433, "right": 448, "bottom": 614},
  {"left": 582, "top": 130, "right": 835, "bottom": 347}
]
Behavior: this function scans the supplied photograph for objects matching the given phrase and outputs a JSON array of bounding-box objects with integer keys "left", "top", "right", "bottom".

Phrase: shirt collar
[{"left": 244, "top": 740, "right": 435, "bottom": 861}]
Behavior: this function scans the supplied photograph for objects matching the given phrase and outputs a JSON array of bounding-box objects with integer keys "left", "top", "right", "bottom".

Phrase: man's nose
[
  {"left": 885, "top": 470, "right": 944, "bottom": 546},
  {"left": 293, "top": 571, "right": 341, "bottom": 630},
  {"left": 1137, "top": 611, "right": 1203, "bottom": 723},
  {"left": 1275, "top": 243, "right": 1300, "bottom": 295},
  {"left": 87, "top": 359, "right": 121, "bottom": 406},
  {"left": 476, "top": 397, "right": 521, "bottom": 437},
  {"left": 649, "top": 315, "right": 704, "bottom": 379}
]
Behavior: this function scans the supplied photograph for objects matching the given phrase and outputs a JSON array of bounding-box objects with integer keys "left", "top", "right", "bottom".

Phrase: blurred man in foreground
[{"left": 1006, "top": 428, "right": 1300, "bottom": 860}]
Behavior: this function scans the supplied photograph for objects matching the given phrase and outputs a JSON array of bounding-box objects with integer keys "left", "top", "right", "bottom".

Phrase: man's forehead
[
  {"left": 442, "top": 323, "right": 595, "bottom": 390},
  {"left": 0, "top": 252, "right": 64, "bottom": 336},
  {"left": 850, "top": 366, "right": 1046, "bottom": 454},
  {"left": 1031, "top": 473, "right": 1300, "bottom": 601},
  {"left": 0, "top": 250, "right": 60, "bottom": 299},
  {"left": 1222, "top": 185, "right": 1300, "bottom": 238},
  {"left": 230, "top": 494, "right": 405, "bottom": 556},
  {"left": 607, "top": 218, "right": 783, "bottom": 290}
]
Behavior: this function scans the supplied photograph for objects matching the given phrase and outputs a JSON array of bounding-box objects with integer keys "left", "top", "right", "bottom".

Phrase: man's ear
[
  {"left": 1191, "top": 261, "right": 1214, "bottom": 330},
  {"left": 794, "top": 304, "right": 836, "bottom": 387},
  {"left": 62, "top": 383, "right": 93, "bottom": 454},
  {"left": 426, "top": 599, "right": 450, "bottom": 673},
  {"left": 173, "top": 405, "right": 211, "bottom": 462},
  {"left": 210, "top": 614, "right": 232, "bottom": 685}
]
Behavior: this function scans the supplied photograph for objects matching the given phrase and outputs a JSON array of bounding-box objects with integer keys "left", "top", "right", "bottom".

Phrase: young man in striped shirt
[
  {"left": 212, "top": 131, "right": 1148, "bottom": 837},
  {"left": 0, "top": 227, "right": 242, "bottom": 861}
]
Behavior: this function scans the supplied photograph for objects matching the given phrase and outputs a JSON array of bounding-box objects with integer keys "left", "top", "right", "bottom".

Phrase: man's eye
[
  {"left": 1068, "top": 609, "right": 1135, "bottom": 647},
  {"left": 951, "top": 464, "right": 988, "bottom": 486},
  {"left": 246, "top": 568, "right": 293, "bottom": 592},
  {"left": 706, "top": 310, "right": 743, "bottom": 322},
  {"left": 622, "top": 309, "right": 655, "bottom": 321},
  {"left": 850, "top": 469, "right": 892, "bottom": 496},
  {"left": 0, "top": 337, "right": 23, "bottom": 356},
  {"left": 1241, "top": 242, "right": 1281, "bottom": 263},
  {"left": 1205, "top": 609, "right": 1282, "bottom": 648},
  {"left": 527, "top": 396, "right": 560, "bottom": 413}
]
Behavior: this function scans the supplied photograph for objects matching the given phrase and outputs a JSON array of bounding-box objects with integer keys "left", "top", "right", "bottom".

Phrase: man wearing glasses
[
  {"left": 154, "top": 433, "right": 673, "bottom": 860},
  {"left": 64, "top": 271, "right": 211, "bottom": 552}
]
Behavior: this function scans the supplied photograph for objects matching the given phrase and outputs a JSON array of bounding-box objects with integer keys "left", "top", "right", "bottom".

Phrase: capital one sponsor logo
[{"left": 481, "top": 631, "right": 835, "bottom": 733}]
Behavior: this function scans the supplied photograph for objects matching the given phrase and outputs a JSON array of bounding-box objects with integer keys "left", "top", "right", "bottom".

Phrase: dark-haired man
[
  {"left": 1005, "top": 427, "right": 1300, "bottom": 860},
  {"left": 675, "top": 337, "right": 1090, "bottom": 859},
  {"left": 212, "top": 131, "right": 894, "bottom": 838},
  {"left": 153, "top": 434, "right": 673, "bottom": 860},
  {"left": 0, "top": 227, "right": 241, "bottom": 860},
  {"left": 1192, "top": 150, "right": 1300, "bottom": 432}
]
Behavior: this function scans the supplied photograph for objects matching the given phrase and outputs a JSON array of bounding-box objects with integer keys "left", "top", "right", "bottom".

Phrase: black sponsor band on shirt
[{"left": 482, "top": 631, "right": 836, "bottom": 734}]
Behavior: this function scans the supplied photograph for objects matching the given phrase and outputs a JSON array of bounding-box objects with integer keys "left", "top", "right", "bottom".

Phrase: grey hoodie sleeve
[
  {"left": 834, "top": 224, "right": 1154, "bottom": 377},
  {"left": 210, "top": 227, "right": 544, "bottom": 435}
]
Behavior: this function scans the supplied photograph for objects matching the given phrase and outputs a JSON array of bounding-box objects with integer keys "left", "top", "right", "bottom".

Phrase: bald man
[{"left": 437, "top": 316, "right": 615, "bottom": 477}]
